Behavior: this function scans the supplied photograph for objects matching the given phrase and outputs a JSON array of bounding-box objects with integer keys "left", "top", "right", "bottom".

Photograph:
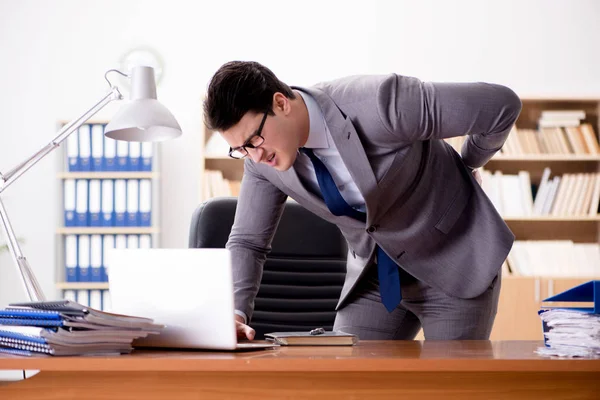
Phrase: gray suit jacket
[{"left": 226, "top": 74, "right": 522, "bottom": 321}]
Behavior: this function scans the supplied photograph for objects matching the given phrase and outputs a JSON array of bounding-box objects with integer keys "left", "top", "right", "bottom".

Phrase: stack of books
[
  {"left": 0, "top": 300, "right": 162, "bottom": 356},
  {"left": 538, "top": 110, "right": 586, "bottom": 128},
  {"left": 536, "top": 280, "right": 600, "bottom": 358}
]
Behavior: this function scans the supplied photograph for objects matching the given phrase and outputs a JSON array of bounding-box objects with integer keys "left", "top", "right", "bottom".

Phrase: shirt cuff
[{"left": 234, "top": 310, "right": 248, "bottom": 324}]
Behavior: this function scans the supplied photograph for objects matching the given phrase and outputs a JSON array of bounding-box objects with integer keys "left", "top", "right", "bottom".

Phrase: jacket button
[{"left": 367, "top": 225, "right": 377, "bottom": 233}]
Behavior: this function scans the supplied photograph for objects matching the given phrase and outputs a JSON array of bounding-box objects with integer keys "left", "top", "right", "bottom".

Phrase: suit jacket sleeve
[
  {"left": 377, "top": 74, "right": 522, "bottom": 168},
  {"left": 226, "top": 159, "right": 287, "bottom": 321}
]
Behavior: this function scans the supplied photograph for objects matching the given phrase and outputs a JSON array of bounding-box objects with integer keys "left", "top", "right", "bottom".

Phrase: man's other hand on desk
[{"left": 235, "top": 314, "right": 255, "bottom": 340}]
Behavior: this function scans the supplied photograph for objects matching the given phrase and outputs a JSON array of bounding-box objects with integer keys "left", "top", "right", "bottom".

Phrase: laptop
[{"left": 107, "top": 248, "right": 276, "bottom": 351}]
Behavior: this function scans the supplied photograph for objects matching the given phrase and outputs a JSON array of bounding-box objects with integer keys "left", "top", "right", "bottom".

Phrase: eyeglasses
[{"left": 228, "top": 111, "right": 268, "bottom": 159}]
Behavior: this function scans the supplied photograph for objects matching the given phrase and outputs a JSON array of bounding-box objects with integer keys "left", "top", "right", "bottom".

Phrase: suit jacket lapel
[
  {"left": 298, "top": 86, "right": 380, "bottom": 224},
  {"left": 272, "top": 165, "right": 366, "bottom": 229}
]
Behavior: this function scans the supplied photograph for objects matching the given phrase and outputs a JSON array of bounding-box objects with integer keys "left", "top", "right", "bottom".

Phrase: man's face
[{"left": 221, "top": 108, "right": 299, "bottom": 171}]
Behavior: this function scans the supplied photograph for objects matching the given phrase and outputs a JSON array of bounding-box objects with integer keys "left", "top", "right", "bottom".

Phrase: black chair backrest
[{"left": 189, "top": 197, "right": 347, "bottom": 339}]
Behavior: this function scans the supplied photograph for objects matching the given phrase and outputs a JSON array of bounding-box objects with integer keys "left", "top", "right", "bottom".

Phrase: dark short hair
[{"left": 203, "top": 61, "right": 296, "bottom": 131}]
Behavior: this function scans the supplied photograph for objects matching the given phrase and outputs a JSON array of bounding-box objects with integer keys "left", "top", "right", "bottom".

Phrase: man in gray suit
[{"left": 203, "top": 61, "right": 522, "bottom": 341}]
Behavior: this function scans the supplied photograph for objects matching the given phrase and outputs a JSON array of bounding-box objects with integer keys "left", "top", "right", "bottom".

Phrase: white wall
[{"left": 0, "top": 0, "right": 598, "bottom": 305}]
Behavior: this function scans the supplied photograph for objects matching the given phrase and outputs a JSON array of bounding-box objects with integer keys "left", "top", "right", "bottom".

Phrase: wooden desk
[{"left": 0, "top": 341, "right": 598, "bottom": 399}]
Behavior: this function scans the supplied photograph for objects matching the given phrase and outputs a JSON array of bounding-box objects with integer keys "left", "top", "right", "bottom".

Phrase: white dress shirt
[{"left": 295, "top": 90, "right": 366, "bottom": 212}]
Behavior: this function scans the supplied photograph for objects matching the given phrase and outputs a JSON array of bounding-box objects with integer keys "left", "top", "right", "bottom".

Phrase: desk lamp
[{"left": 0, "top": 66, "right": 181, "bottom": 301}]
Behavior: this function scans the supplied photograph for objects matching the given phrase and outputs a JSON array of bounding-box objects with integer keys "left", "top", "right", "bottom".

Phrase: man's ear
[{"left": 273, "top": 92, "right": 291, "bottom": 115}]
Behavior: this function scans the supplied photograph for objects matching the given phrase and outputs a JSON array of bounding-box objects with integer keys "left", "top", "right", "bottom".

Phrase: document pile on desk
[
  {"left": 536, "top": 280, "right": 600, "bottom": 358},
  {"left": 536, "top": 309, "right": 600, "bottom": 358},
  {"left": 0, "top": 300, "right": 162, "bottom": 356}
]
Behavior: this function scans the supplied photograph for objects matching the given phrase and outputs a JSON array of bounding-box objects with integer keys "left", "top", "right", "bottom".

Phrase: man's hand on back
[{"left": 235, "top": 314, "right": 255, "bottom": 340}]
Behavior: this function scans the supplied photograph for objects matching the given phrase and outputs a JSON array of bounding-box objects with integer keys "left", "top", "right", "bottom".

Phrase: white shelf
[
  {"left": 57, "top": 172, "right": 159, "bottom": 179},
  {"left": 502, "top": 275, "right": 600, "bottom": 280},
  {"left": 57, "top": 227, "right": 159, "bottom": 235},
  {"left": 205, "top": 155, "right": 243, "bottom": 160},
  {"left": 491, "top": 155, "right": 600, "bottom": 162},
  {"left": 519, "top": 96, "right": 600, "bottom": 102},
  {"left": 504, "top": 216, "right": 600, "bottom": 222},
  {"left": 56, "top": 282, "right": 109, "bottom": 290}
]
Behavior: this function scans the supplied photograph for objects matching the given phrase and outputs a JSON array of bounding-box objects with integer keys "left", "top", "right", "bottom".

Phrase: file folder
[
  {"left": 110, "top": 235, "right": 127, "bottom": 284},
  {"left": 129, "top": 142, "right": 141, "bottom": 171},
  {"left": 116, "top": 140, "right": 129, "bottom": 171},
  {"left": 65, "top": 235, "right": 78, "bottom": 282},
  {"left": 139, "top": 234, "right": 152, "bottom": 249},
  {"left": 115, "top": 235, "right": 127, "bottom": 250},
  {"left": 75, "top": 179, "right": 89, "bottom": 226},
  {"left": 89, "top": 290, "right": 102, "bottom": 310},
  {"left": 78, "top": 124, "right": 92, "bottom": 172},
  {"left": 127, "top": 234, "right": 139, "bottom": 249},
  {"left": 102, "top": 290, "right": 112, "bottom": 312},
  {"left": 101, "top": 179, "right": 114, "bottom": 226},
  {"left": 542, "top": 280, "right": 600, "bottom": 314},
  {"left": 126, "top": 179, "right": 139, "bottom": 226},
  {"left": 66, "top": 129, "right": 79, "bottom": 171},
  {"left": 78, "top": 235, "right": 91, "bottom": 282},
  {"left": 63, "top": 179, "right": 76, "bottom": 227},
  {"left": 63, "top": 289, "right": 77, "bottom": 303},
  {"left": 103, "top": 134, "right": 117, "bottom": 171},
  {"left": 91, "top": 124, "right": 104, "bottom": 171},
  {"left": 102, "top": 235, "right": 115, "bottom": 282},
  {"left": 141, "top": 142, "right": 153, "bottom": 171},
  {"left": 539, "top": 280, "right": 600, "bottom": 346},
  {"left": 90, "top": 235, "right": 103, "bottom": 282},
  {"left": 88, "top": 180, "right": 101, "bottom": 226},
  {"left": 114, "top": 179, "right": 127, "bottom": 226},
  {"left": 115, "top": 235, "right": 127, "bottom": 249},
  {"left": 76, "top": 289, "right": 90, "bottom": 307},
  {"left": 139, "top": 179, "right": 152, "bottom": 226}
]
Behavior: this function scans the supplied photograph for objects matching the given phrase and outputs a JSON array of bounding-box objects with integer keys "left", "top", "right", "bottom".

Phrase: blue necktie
[{"left": 301, "top": 148, "right": 401, "bottom": 312}]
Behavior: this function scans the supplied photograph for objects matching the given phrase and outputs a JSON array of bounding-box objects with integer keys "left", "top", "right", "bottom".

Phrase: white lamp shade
[
  {"left": 104, "top": 99, "right": 182, "bottom": 142},
  {"left": 104, "top": 65, "right": 182, "bottom": 142}
]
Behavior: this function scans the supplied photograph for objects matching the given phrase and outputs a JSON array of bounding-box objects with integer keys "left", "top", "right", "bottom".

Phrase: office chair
[{"left": 189, "top": 197, "right": 347, "bottom": 339}]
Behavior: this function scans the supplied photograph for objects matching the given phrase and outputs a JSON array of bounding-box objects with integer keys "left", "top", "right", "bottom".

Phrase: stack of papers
[
  {"left": 536, "top": 309, "right": 600, "bottom": 358},
  {"left": 0, "top": 300, "right": 162, "bottom": 356}
]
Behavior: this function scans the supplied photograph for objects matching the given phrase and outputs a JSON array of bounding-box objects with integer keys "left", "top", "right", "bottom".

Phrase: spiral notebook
[
  {"left": 7, "top": 300, "right": 163, "bottom": 330},
  {"left": 0, "top": 300, "right": 163, "bottom": 356}
]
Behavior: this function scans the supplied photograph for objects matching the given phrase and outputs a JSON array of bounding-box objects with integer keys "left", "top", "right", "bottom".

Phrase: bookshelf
[
  {"left": 200, "top": 127, "right": 243, "bottom": 200},
  {"left": 55, "top": 121, "right": 160, "bottom": 311},
  {"left": 200, "top": 97, "right": 600, "bottom": 340},
  {"left": 486, "top": 97, "right": 600, "bottom": 339}
]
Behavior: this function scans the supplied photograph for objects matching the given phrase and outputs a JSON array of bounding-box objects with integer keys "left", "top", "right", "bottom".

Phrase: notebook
[
  {"left": 265, "top": 330, "right": 358, "bottom": 346},
  {"left": 107, "top": 248, "right": 277, "bottom": 351},
  {"left": 0, "top": 301, "right": 162, "bottom": 356}
]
